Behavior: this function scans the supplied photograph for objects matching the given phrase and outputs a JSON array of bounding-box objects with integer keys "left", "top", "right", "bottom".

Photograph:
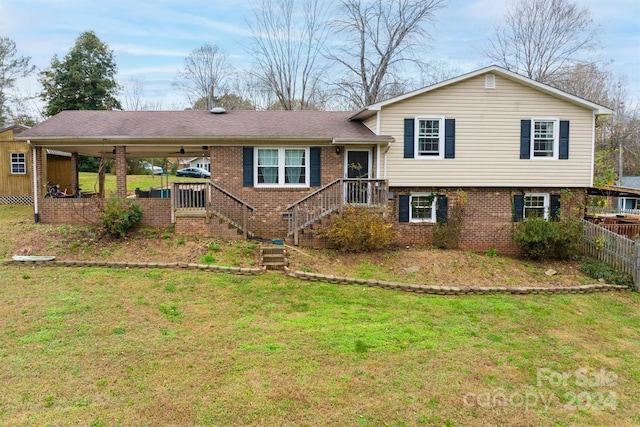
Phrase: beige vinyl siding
[
  {"left": 381, "top": 74, "right": 595, "bottom": 187},
  {"left": 363, "top": 114, "right": 377, "bottom": 133}
]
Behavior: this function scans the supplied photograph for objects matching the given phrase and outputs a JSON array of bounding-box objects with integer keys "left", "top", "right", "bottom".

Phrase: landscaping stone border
[
  {"left": 0, "top": 259, "right": 263, "bottom": 276},
  {"left": 0, "top": 259, "right": 632, "bottom": 294},
  {"left": 290, "top": 271, "right": 631, "bottom": 295}
]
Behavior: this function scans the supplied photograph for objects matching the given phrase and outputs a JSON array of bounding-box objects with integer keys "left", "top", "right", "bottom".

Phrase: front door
[{"left": 345, "top": 149, "right": 371, "bottom": 204}]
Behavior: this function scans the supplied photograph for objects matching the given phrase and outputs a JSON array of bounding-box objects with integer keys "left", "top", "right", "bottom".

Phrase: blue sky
[{"left": 1, "top": 0, "right": 638, "bottom": 113}]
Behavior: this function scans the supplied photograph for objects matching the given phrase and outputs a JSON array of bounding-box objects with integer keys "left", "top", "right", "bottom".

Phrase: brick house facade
[{"left": 17, "top": 66, "right": 610, "bottom": 253}]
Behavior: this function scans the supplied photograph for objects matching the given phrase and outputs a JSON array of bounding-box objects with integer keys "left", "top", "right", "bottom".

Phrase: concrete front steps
[{"left": 260, "top": 245, "right": 288, "bottom": 271}]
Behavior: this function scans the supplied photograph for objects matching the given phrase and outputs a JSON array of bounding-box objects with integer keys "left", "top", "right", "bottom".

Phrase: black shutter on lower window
[
  {"left": 404, "top": 118, "right": 415, "bottom": 158},
  {"left": 242, "top": 147, "right": 253, "bottom": 187},
  {"left": 513, "top": 194, "right": 524, "bottom": 222},
  {"left": 520, "top": 120, "right": 531, "bottom": 159},
  {"left": 310, "top": 147, "right": 321, "bottom": 187},
  {"left": 399, "top": 195, "right": 410, "bottom": 222},
  {"left": 550, "top": 195, "right": 561, "bottom": 220},
  {"left": 436, "top": 195, "right": 448, "bottom": 222}
]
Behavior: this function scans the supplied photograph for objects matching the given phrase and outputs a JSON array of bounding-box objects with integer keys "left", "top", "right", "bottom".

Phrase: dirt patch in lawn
[{"left": 0, "top": 205, "right": 595, "bottom": 288}]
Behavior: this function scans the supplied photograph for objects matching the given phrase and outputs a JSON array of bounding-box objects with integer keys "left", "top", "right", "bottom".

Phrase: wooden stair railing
[
  {"left": 172, "top": 182, "right": 255, "bottom": 238},
  {"left": 287, "top": 178, "right": 388, "bottom": 245}
]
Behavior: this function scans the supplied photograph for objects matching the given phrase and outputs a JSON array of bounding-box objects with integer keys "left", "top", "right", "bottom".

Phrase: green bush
[
  {"left": 98, "top": 195, "right": 143, "bottom": 238},
  {"left": 513, "top": 217, "right": 581, "bottom": 260},
  {"left": 579, "top": 257, "right": 633, "bottom": 286},
  {"left": 316, "top": 206, "right": 396, "bottom": 252}
]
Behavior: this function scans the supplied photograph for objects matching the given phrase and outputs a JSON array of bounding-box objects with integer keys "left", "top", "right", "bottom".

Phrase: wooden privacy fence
[{"left": 582, "top": 220, "right": 640, "bottom": 291}]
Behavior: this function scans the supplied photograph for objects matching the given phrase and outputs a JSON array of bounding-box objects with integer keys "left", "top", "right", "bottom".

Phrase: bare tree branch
[
  {"left": 174, "top": 44, "right": 231, "bottom": 110},
  {"left": 327, "top": 0, "right": 446, "bottom": 108},
  {"left": 482, "top": 0, "right": 600, "bottom": 83},
  {"left": 247, "top": 0, "right": 330, "bottom": 110}
]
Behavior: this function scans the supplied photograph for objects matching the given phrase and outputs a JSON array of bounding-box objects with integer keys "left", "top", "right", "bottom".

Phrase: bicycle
[
  {"left": 44, "top": 183, "right": 69, "bottom": 198},
  {"left": 74, "top": 184, "right": 84, "bottom": 198}
]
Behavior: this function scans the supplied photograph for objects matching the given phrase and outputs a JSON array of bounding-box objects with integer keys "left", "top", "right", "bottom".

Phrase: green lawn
[
  {"left": 78, "top": 172, "right": 209, "bottom": 195},
  {"left": 0, "top": 265, "right": 639, "bottom": 426}
]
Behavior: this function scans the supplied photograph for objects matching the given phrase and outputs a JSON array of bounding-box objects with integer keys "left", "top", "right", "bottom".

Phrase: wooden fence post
[{"left": 635, "top": 237, "right": 640, "bottom": 291}]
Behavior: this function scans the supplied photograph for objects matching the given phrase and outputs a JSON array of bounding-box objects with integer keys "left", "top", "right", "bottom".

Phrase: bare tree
[
  {"left": 0, "top": 37, "right": 36, "bottom": 127},
  {"left": 327, "top": 0, "right": 446, "bottom": 108},
  {"left": 122, "top": 78, "right": 162, "bottom": 111},
  {"left": 174, "top": 44, "right": 231, "bottom": 110},
  {"left": 549, "top": 62, "right": 640, "bottom": 181},
  {"left": 483, "top": 0, "right": 600, "bottom": 83},
  {"left": 247, "top": 0, "right": 330, "bottom": 110}
]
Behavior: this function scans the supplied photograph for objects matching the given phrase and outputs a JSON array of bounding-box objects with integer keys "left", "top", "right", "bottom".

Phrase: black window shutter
[
  {"left": 444, "top": 119, "right": 455, "bottom": 159},
  {"left": 513, "top": 194, "right": 525, "bottom": 221},
  {"left": 310, "top": 147, "right": 321, "bottom": 187},
  {"left": 242, "top": 147, "right": 253, "bottom": 187},
  {"left": 399, "top": 195, "right": 410, "bottom": 222},
  {"left": 520, "top": 120, "right": 531, "bottom": 159},
  {"left": 559, "top": 121, "right": 569, "bottom": 160},
  {"left": 436, "top": 195, "right": 448, "bottom": 222},
  {"left": 404, "top": 118, "right": 415, "bottom": 158},
  {"left": 550, "top": 195, "right": 561, "bottom": 220}
]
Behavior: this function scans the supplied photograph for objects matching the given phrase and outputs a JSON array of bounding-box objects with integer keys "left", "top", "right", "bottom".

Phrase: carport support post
[
  {"left": 115, "top": 146, "right": 127, "bottom": 198},
  {"left": 70, "top": 152, "right": 79, "bottom": 195}
]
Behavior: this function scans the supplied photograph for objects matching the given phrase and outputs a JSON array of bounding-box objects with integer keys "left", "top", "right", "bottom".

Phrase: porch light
[
  {"left": 180, "top": 147, "right": 185, "bottom": 155},
  {"left": 335, "top": 146, "right": 342, "bottom": 155},
  {"left": 112, "top": 147, "right": 116, "bottom": 155}
]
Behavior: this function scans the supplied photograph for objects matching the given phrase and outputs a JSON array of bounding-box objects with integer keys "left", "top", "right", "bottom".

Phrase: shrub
[
  {"left": 579, "top": 257, "right": 633, "bottom": 287},
  {"left": 513, "top": 217, "right": 581, "bottom": 260},
  {"left": 316, "top": 206, "right": 396, "bottom": 252},
  {"left": 98, "top": 195, "right": 143, "bottom": 238}
]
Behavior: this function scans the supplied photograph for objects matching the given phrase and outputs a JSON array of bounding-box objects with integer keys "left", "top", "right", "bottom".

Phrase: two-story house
[{"left": 17, "top": 66, "right": 611, "bottom": 252}]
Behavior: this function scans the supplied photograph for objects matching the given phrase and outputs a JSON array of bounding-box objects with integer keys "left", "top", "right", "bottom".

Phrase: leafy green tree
[
  {"left": 0, "top": 37, "right": 35, "bottom": 127},
  {"left": 39, "top": 31, "right": 121, "bottom": 117}
]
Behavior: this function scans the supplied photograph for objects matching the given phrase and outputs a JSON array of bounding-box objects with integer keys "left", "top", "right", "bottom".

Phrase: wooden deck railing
[
  {"left": 171, "top": 182, "right": 255, "bottom": 238},
  {"left": 287, "top": 178, "right": 388, "bottom": 245}
]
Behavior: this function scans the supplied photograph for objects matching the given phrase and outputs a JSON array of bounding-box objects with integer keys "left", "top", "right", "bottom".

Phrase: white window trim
[
  {"left": 254, "top": 147, "right": 310, "bottom": 188},
  {"left": 10, "top": 152, "right": 26, "bottom": 175},
  {"left": 620, "top": 197, "right": 640, "bottom": 211},
  {"left": 414, "top": 116, "right": 445, "bottom": 160},
  {"left": 524, "top": 193, "right": 550, "bottom": 220},
  {"left": 530, "top": 118, "right": 559, "bottom": 160},
  {"left": 409, "top": 193, "right": 437, "bottom": 223}
]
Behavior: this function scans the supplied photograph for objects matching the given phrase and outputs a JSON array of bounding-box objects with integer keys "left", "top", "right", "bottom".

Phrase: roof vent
[
  {"left": 485, "top": 74, "right": 495, "bottom": 89},
  {"left": 210, "top": 107, "right": 226, "bottom": 114}
]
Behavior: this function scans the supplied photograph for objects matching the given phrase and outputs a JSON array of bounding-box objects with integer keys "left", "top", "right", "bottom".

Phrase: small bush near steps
[
  {"left": 98, "top": 195, "right": 143, "bottom": 238},
  {"left": 316, "top": 206, "right": 396, "bottom": 252}
]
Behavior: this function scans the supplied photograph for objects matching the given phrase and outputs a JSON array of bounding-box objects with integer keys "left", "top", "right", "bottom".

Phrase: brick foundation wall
[
  {"left": 389, "top": 187, "right": 586, "bottom": 254},
  {"left": 37, "top": 198, "right": 171, "bottom": 228}
]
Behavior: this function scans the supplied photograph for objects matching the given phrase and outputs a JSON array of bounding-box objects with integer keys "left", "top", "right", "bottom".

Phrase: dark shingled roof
[{"left": 19, "top": 110, "right": 390, "bottom": 142}]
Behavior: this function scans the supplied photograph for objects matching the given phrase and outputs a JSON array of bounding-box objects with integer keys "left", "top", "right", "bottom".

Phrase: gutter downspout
[{"left": 29, "top": 140, "right": 39, "bottom": 223}]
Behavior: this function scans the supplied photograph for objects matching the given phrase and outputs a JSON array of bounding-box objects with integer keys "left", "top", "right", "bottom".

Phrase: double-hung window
[
  {"left": 532, "top": 118, "right": 559, "bottom": 159},
  {"left": 410, "top": 193, "right": 436, "bottom": 222},
  {"left": 11, "top": 153, "right": 26, "bottom": 174},
  {"left": 524, "top": 193, "right": 549, "bottom": 219},
  {"left": 255, "top": 147, "right": 308, "bottom": 187},
  {"left": 415, "top": 117, "right": 444, "bottom": 158}
]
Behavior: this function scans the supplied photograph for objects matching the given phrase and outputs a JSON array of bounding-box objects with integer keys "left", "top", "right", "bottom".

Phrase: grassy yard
[
  {"left": 0, "top": 265, "right": 639, "bottom": 426},
  {"left": 78, "top": 172, "right": 209, "bottom": 195}
]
